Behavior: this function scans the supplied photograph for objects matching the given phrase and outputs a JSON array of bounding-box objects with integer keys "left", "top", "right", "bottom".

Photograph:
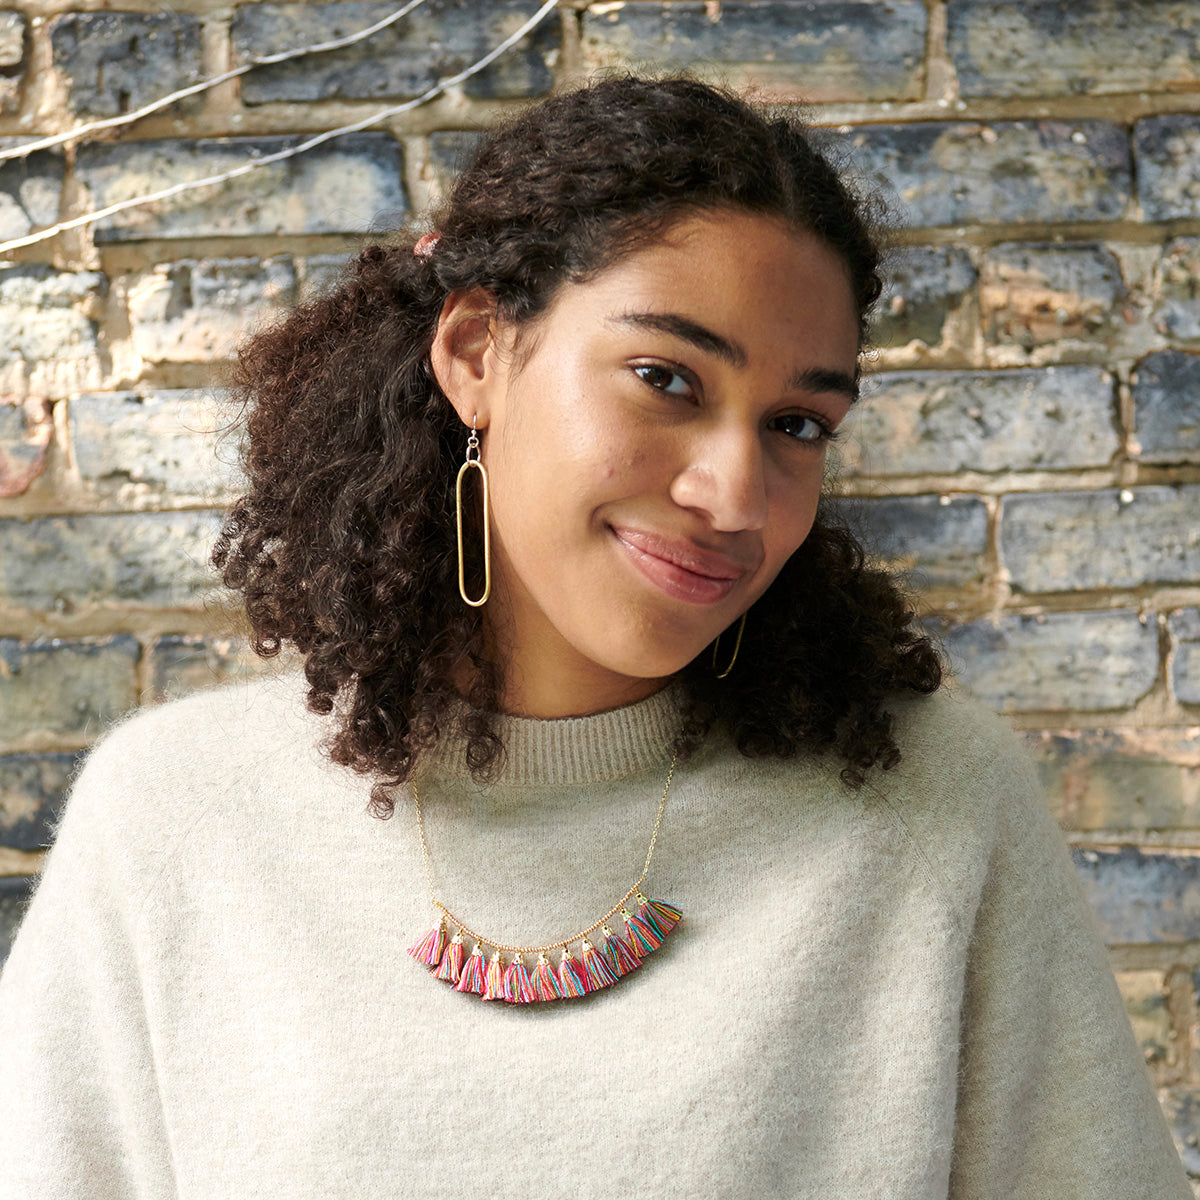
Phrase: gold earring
[
  {"left": 455, "top": 416, "right": 490, "bottom": 606},
  {"left": 712, "top": 613, "right": 747, "bottom": 679}
]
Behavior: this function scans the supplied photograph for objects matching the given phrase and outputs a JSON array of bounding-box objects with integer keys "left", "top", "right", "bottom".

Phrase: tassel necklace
[{"left": 407, "top": 751, "right": 683, "bottom": 1003}]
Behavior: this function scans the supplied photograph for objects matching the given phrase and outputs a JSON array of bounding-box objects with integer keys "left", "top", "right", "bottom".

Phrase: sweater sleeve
[
  {"left": 947, "top": 748, "right": 1191, "bottom": 1199},
  {"left": 0, "top": 739, "right": 177, "bottom": 1199}
]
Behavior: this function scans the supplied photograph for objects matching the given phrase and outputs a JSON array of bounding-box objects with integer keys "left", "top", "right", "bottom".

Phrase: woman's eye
[
  {"left": 769, "top": 413, "right": 836, "bottom": 445},
  {"left": 633, "top": 364, "right": 693, "bottom": 398}
]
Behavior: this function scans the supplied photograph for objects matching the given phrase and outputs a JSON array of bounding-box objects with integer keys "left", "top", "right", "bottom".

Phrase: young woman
[{"left": 0, "top": 75, "right": 1190, "bottom": 1198}]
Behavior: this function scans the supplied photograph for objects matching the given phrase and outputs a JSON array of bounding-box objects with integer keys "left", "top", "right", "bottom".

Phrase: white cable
[
  {"left": 0, "top": 0, "right": 431, "bottom": 164},
  {"left": 0, "top": 0, "right": 558, "bottom": 256}
]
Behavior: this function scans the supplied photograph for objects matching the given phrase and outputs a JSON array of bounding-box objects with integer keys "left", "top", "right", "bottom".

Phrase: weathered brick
[
  {"left": 0, "top": 874, "right": 34, "bottom": 970},
  {"left": 843, "top": 367, "right": 1118, "bottom": 477},
  {"left": 148, "top": 635, "right": 281, "bottom": 704},
  {"left": 0, "top": 145, "right": 60, "bottom": 243},
  {"left": 0, "top": 264, "right": 106, "bottom": 399},
  {"left": 848, "top": 121, "right": 1131, "bottom": 228},
  {"left": 233, "top": 0, "right": 556, "bottom": 104},
  {"left": 942, "top": 610, "right": 1158, "bottom": 713},
  {"left": 0, "top": 13, "right": 25, "bottom": 115},
  {"left": 48, "top": 12, "right": 202, "bottom": 118},
  {"left": 76, "top": 134, "right": 407, "bottom": 242},
  {"left": 1115, "top": 969, "right": 1172, "bottom": 1068},
  {"left": 1136, "top": 116, "right": 1200, "bottom": 221},
  {"left": 0, "top": 511, "right": 224, "bottom": 612},
  {"left": 981, "top": 243, "right": 1126, "bottom": 348},
  {"left": 1159, "top": 1089, "right": 1200, "bottom": 1175},
  {"left": 425, "top": 132, "right": 483, "bottom": 200},
  {"left": 1132, "top": 351, "right": 1200, "bottom": 464},
  {"left": 0, "top": 751, "right": 79, "bottom": 849},
  {"left": 1026, "top": 728, "right": 1200, "bottom": 831},
  {"left": 69, "top": 389, "right": 240, "bottom": 500},
  {"left": 0, "top": 397, "right": 51, "bottom": 498},
  {"left": 1170, "top": 608, "right": 1200, "bottom": 705},
  {"left": 949, "top": 0, "right": 1200, "bottom": 98},
  {"left": 1155, "top": 237, "right": 1200, "bottom": 340},
  {"left": 1070, "top": 845, "right": 1200, "bottom": 943},
  {"left": 0, "top": 636, "right": 140, "bottom": 746},
  {"left": 1001, "top": 486, "right": 1200, "bottom": 593},
  {"left": 298, "top": 253, "right": 352, "bottom": 300},
  {"left": 126, "top": 257, "right": 297, "bottom": 363},
  {"left": 839, "top": 494, "right": 988, "bottom": 589},
  {"left": 871, "top": 246, "right": 976, "bottom": 350},
  {"left": 582, "top": 1, "right": 926, "bottom": 102}
]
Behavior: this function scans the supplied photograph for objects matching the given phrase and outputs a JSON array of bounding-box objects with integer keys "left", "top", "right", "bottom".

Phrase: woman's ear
[{"left": 429, "top": 287, "right": 505, "bottom": 429}]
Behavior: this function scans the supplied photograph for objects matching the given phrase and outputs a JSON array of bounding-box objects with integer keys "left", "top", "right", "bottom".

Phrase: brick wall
[{"left": 1, "top": 0, "right": 1199, "bottom": 1175}]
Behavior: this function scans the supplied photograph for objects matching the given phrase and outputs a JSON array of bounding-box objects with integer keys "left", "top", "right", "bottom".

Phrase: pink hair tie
[{"left": 413, "top": 231, "right": 441, "bottom": 259}]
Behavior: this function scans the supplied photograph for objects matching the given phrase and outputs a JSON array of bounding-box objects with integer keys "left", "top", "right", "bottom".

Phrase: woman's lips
[{"left": 610, "top": 527, "right": 749, "bottom": 605}]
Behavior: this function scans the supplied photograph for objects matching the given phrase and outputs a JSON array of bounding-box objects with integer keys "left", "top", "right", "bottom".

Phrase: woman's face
[{"left": 436, "top": 210, "right": 861, "bottom": 716}]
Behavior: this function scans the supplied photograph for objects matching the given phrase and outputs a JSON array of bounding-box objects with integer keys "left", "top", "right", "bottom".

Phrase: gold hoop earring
[
  {"left": 712, "top": 613, "right": 747, "bottom": 679},
  {"left": 455, "top": 416, "right": 490, "bottom": 607}
]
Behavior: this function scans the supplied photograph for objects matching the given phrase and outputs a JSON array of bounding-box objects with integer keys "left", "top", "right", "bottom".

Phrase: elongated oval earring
[
  {"left": 712, "top": 613, "right": 747, "bottom": 679},
  {"left": 456, "top": 416, "right": 490, "bottom": 607}
]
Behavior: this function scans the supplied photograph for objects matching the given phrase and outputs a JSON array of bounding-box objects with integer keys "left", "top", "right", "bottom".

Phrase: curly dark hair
[{"left": 212, "top": 74, "right": 942, "bottom": 816}]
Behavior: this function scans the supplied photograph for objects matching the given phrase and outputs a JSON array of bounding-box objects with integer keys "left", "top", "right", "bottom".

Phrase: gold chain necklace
[{"left": 406, "top": 752, "right": 683, "bottom": 1003}]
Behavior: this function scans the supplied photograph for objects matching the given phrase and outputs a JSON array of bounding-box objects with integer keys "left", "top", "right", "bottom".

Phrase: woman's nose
[{"left": 669, "top": 427, "right": 769, "bottom": 533}]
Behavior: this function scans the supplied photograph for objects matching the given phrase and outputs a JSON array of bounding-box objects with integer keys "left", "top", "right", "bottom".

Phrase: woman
[{"left": 0, "top": 75, "right": 1189, "bottom": 1198}]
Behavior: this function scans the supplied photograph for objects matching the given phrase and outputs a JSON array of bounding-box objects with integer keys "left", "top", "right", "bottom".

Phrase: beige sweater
[{"left": 0, "top": 672, "right": 1189, "bottom": 1199}]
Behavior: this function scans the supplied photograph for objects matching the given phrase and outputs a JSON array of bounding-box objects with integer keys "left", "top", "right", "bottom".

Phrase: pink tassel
[
  {"left": 580, "top": 937, "right": 617, "bottom": 992},
  {"left": 503, "top": 955, "right": 536, "bottom": 1004},
  {"left": 557, "top": 948, "right": 587, "bottom": 998},
  {"left": 434, "top": 931, "right": 464, "bottom": 984},
  {"left": 454, "top": 943, "right": 486, "bottom": 994},
  {"left": 601, "top": 925, "right": 640, "bottom": 977},
  {"left": 645, "top": 898, "right": 682, "bottom": 936},
  {"left": 408, "top": 921, "right": 446, "bottom": 968},
  {"left": 481, "top": 950, "right": 505, "bottom": 1001},
  {"left": 532, "top": 953, "right": 564, "bottom": 1001},
  {"left": 624, "top": 907, "right": 662, "bottom": 958}
]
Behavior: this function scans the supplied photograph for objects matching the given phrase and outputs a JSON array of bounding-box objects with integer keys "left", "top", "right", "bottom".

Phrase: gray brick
[
  {"left": 981, "top": 243, "right": 1126, "bottom": 348},
  {"left": 126, "top": 257, "right": 297, "bottom": 363},
  {"left": 582, "top": 1, "right": 926, "bottom": 102},
  {"left": 1070, "top": 845, "right": 1200, "bottom": 943},
  {"left": 1170, "top": 608, "right": 1200, "bottom": 704},
  {"left": 0, "top": 398, "right": 51, "bottom": 499},
  {"left": 233, "top": 0, "right": 556, "bottom": 104},
  {"left": 0, "top": 264, "right": 106, "bottom": 398},
  {"left": 1155, "top": 237, "right": 1200, "bottom": 340},
  {"left": 1001, "top": 486, "right": 1200, "bottom": 593},
  {"left": 0, "top": 13, "right": 24, "bottom": 116},
  {"left": 847, "top": 121, "right": 1131, "bottom": 228},
  {"left": 48, "top": 12, "right": 202, "bottom": 118},
  {"left": 1136, "top": 116, "right": 1200, "bottom": 221},
  {"left": 0, "top": 511, "right": 224, "bottom": 612},
  {"left": 75, "top": 134, "right": 406, "bottom": 242},
  {"left": 0, "top": 636, "right": 140, "bottom": 745},
  {"left": 69, "top": 389, "right": 240, "bottom": 499},
  {"left": 426, "top": 132, "right": 483, "bottom": 200},
  {"left": 148, "top": 635, "right": 280, "bottom": 704},
  {"left": 1114, "top": 969, "right": 1172, "bottom": 1071},
  {"left": 943, "top": 610, "right": 1157, "bottom": 713},
  {"left": 1159, "top": 1089, "right": 1200, "bottom": 1175},
  {"left": 0, "top": 145, "right": 62, "bottom": 243},
  {"left": 0, "top": 875, "right": 35, "bottom": 971},
  {"left": 839, "top": 494, "right": 988, "bottom": 588},
  {"left": 298, "top": 253, "right": 352, "bottom": 300},
  {"left": 1132, "top": 350, "right": 1200, "bottom": 464},
  {"left": 949, "top": 0, "right": 1200, "bottom": 98},
  {"left": 845, "top": 367, "right": 1118, "bottom": 477},
  {"left": 871, "top": 246, "right": 976, "bottom": 349},
  {"left": 0, "top": 751, "right": 80, "bottom": 849}
]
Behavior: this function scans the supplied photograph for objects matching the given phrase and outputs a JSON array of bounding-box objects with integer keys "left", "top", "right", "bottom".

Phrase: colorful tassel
[
  {"left": 624, "top": 906, "right": 662, "bottom": 957},
  {"left": 601, "top": 925, "right": 640, "bottom": 977},
  {"left": 532, "top": 953, "right": 564, "bottom": 1001},
  {"left": 481, "top": 949, "right": 506, "bottom": 1001},
  {"left": 408, "top": 921, "right": 446, "bottom": 968},
  {"left": 454, "top": 943, "right": 486, "bottom": 994},
  {"left": 557, "top": 948, "right": 587, "bottom": 998},
  {"left": 644, "top": 897, "right": 682, "bottom": 936},
  {"left": 580, "top": 936, "right": 618, "bottom": 992},
  {"left": 503, "top": 955, "right": 536, "bottom": 1004},
  {"left": 434, "top": 930, "right": 464, "bottom": 984}
]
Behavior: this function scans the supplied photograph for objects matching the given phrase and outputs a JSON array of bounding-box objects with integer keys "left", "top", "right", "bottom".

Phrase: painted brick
[
  {"left": 1136, "top": 116, "right": 1200, "bottom": 221},
  {"left": 582, "top": 1, "right": 926, "bottom": 102},
  {"left": 0, "top": 511, "right": 224, "bottom": 613},
  {"left": 69, "top": 389, "right": 240, "bottom": 500},
  {"left": 0, "top": 875, "right": 34, "bottom": 970},
  {"left": 948, "top": 0, "right": 1200, "bottom": 98},
  {"left": 1000, "top": 486, "right": 1200, "bottom": 593},
  {"left": 1155, "top": 237, "right": 1200, "bottom": 340},
  {"left": 0, "top": 397, "right": 51, "bottom": 498},
  {"left": 0, "top": 636, "right": 140, "bottom": 746},
  {"left": 0, "top": 264, "right": 106, "bottom": 398},
  {"left": 298, "top": 253, "right": 352, "bottom": 300},
  {"left": 75, "top": 134, "right": 406, "bottom": 242},
  {"left": 148, "top": 635, "right": 282, "bottom": 704},
  {"left": 871, "top": 246, "right": 976, "bottom": 350},
  {"left": 0, "top": 145, "right": 60, "bottom": 243},
  {"left": 1070, "top": 845, "right": 1200, "bottom": 944},
  {"left": 1132, "top": 351, "right": 1200, "bottom": 464},
  {"left": 425, "top": 132, "right": 483, "bottom": 200},
  {"left": 0, "top": 13, "right": 24, "bottom": 115},
  {"left": 1026, "top": 729, "right": 1200, "bottom": 832},
  {"left": 839, "top": 495, "right": 988, "bottom": 589},
  {"left": 1115, "top": 969, "right": 1172, "bottom": 1069},
  {"left": 1159, "top": 1089, "right": 1200, "bottom": 1175},
  {"left": 233, "top": 0, "right": 556, "bottom": 104},
  {"left": 942, "top": 610, "right": 1158, "bottom": 713},
  {"left": 1170, "top": 608, "right": 1200, "bottom": 705},
  {"left": 843, "top": 367, "right": 1118, "bottom": 477},
  {"left": 126, "top": 257, "right": 297, "bottom": 363},
  {"left": 0, "top": 751, "right": 79, "bottom": 849},
  {"left": 48, "top": 12, "right": 202, "bottom": 118},
  {"left": 981, "top": 243, "right": 1127, "bottom": 348},
  {"left": 847, "top": 121, "right": 1131, "bottom": 228}
]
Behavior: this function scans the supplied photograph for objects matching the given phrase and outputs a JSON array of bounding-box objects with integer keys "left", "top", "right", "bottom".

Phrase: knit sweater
[{"left": 0, "top": 671, "right": 1189, "bottom": 1199}]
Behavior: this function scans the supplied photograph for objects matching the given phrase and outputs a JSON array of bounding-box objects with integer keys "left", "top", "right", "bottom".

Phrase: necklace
[{"left": 407, "top": 752, "right": 683, "bottom": 1003}]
